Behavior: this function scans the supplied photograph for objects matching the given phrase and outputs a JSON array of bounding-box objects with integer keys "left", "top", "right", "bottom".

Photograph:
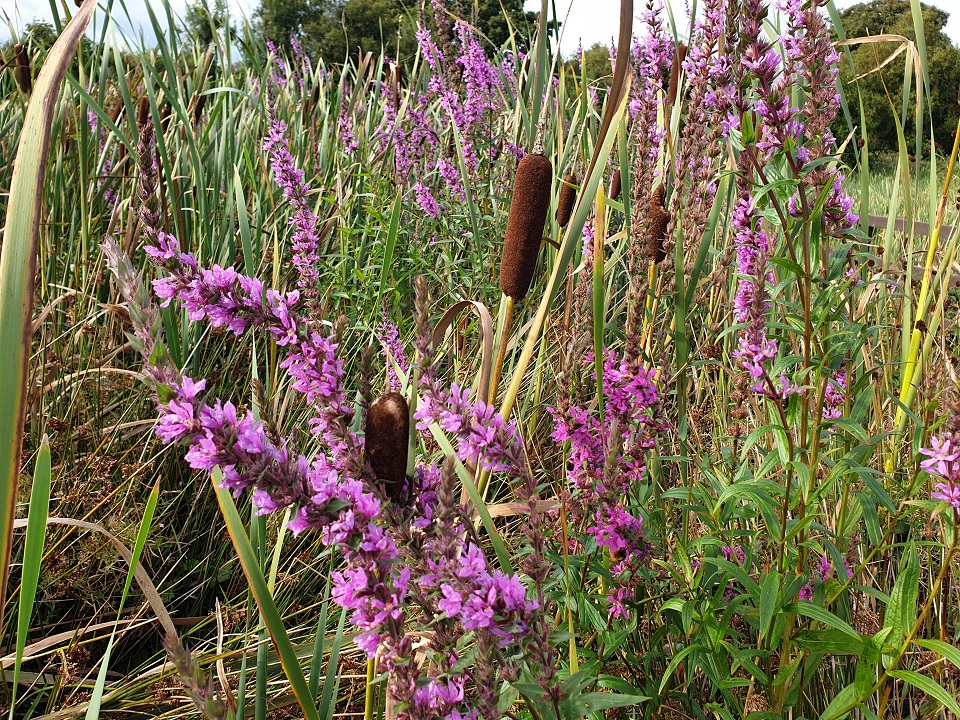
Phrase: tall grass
[{"left": 1, "top": 0, "right": 959, "bottom": 718}]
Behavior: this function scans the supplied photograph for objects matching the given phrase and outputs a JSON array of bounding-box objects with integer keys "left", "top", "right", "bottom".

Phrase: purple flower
[
  {"left": 413, "top": 183, "right": 440, "bottom": 218},
  {"left": 265, "top": 119, "right": 322, "bottom": 290}
]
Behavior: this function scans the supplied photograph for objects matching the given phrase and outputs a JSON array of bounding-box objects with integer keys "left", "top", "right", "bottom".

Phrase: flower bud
[
  {"left": 500, "top": 152, "right": 553, "bottom": 301},
  {"left": 14, "top": 43, "right": 31, "bottom": 94},
  {"left": 364, "top": 392, "right": 410, "bottom": 504},
  {"left": 556, "top": 173, "right": 577, "bottom": 227}
]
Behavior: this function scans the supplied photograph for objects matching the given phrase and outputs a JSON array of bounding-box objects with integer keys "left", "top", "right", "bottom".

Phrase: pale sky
[
  {"left": 2, "top": 0, "right": 960, "bottom": 54},
  {"left": 528, "top": 0, "right": 960, "bottom": 55}
]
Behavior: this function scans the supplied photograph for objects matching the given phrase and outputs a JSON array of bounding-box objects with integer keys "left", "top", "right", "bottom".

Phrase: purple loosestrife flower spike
[{"left": 264, "top": 119, "right": 323, "bottom": 293}]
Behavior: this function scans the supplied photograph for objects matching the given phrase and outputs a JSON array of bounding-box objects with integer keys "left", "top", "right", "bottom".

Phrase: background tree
[
  {"left": 182, "top": 0, "right": 231, "bottom": 46},
  {"left": 834, "top": 0, "right": 960, "bottom": 156},
  {"left": 255, "top": 0, "right": 538, "bottom": 64}
]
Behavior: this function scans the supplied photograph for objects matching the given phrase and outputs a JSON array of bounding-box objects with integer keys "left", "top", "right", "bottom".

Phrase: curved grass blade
[{"left": 0, "top": 0, "right": 96, "bottom": 620}]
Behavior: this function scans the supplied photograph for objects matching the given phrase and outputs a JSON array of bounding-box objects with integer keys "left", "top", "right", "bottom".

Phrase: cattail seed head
[
  {"left": 137, "top": 96, "right": 151, "bottom": 129},
  {"left": 500, "top": 152, "right": 553, "bottom": 301},
  {"left": 109, "top": 97, "right": 124, "bottom": 124},
  {"left": 364, "top": 392, "right": 410, "bottom": 504},
  {"left": 647, "top": 184, "right": 670, "bottom": 264},
  {"left": 556, "top": 173, "right": 577, "bottom": 227},
  {"left": 610, "top": 168, "right": 622, "bottom": 200},
  {"left": 14, "top": 44, "right": 31, "bottom": 94},
  {"left": 192, "top": 93, "right": 207, "bottom": 126},
  {"left": 666, "top": 43, "right": 687, "bottom": 109}
]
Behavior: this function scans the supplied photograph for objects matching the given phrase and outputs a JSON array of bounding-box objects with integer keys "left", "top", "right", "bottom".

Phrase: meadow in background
[{"left": 1, "top": 0, "right": 960, "bottom": 718}]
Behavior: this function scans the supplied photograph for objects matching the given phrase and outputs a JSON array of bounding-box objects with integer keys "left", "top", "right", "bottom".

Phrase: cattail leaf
[
  {"left": 235, "top": 167, "right": 256, "bottom": 276},
  {"left": 593, "top": 184, "right": 607, "bottom": 426},
  {"left": 431, "top": 300, "right": 495, "bottom": 404},
  {"left": 375, "top": 190, "right": 402, "bottom": 313},
  {"left": 85, "top": 479, "right": 161, "bottom": 720},
  {"left": 213, "top": 468, "right": 322, "bottom": 720},
  {"left": 425, "top": 423, "right": 513, "bottom": 576},
  {"left": 8, "top": 437, "right": 51, "bottom": 714},
  {"left": 0, "top": 0, "right": 96, "bottom": 620}
]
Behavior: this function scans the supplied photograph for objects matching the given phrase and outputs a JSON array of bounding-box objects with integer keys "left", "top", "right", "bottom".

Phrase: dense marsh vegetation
[{"left": 2, "top": 0, "right": 960, "bottom": 719}]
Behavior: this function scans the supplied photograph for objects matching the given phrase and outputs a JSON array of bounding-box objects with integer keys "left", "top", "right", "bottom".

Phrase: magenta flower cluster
[
  {"left": 921, "top": 434, "right": 960, "bottom": 511},
  {"left": 264, "top": 119, "right": 322, "bottom": 290},
  {"left": 799, "top": 554, "right": 851, "bottom": 601},
  {"left": 102, "top": 114, "right": 557, "bottom": 717},
  {"left": 549, "top": 349, "right": 666, "bottom": 619}
]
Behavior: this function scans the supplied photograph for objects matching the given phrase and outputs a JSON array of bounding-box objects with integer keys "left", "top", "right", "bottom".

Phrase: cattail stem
[
  {"left": 364, "top": 658, "right": 376, "bottom": 720},
  {"left": 488, "top": 296, "right": 515, "bottom": 406}
]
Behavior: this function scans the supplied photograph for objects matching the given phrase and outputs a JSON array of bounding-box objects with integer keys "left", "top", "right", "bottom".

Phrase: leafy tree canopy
[
  {"left": 256, "top": 0, "right": 538, "bottom": 64},
  {"left": 834, "top": 0, "right": 960, "bottom": 156}
]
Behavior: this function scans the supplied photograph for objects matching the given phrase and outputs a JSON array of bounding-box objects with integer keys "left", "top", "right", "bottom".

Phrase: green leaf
[
  {"left": 913, "top": 638, "right": 960, "bottom": 672},
  {"left": 375, "top": 190, "right": 401, "bottom": 312},
  {"left": 8, "top": 438, "right": 52, "bottom": 716},
  {"left": 888, "top": 670, "right": 960, "bottom": 717},
  {"left": 793, "top": 630, "right": 866, "bottom": 655},
  {"left": 759, "top": 571, "right": 780, "bottom": 641},
  {"left": 884, "top": 544, "right": 919, "bottom": 663},
  {"left": 818, "top": 681, "right": 862, "bottom": 720},
  {"left": 570, "top": 692, "right": 649, "bottom": 716},
  {"left": 784, "top": 602, "right": 859, "bottom": 638}
]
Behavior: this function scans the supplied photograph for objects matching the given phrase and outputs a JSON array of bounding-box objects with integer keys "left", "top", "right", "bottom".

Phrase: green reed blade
[
  {"left": 0, "top": 0, "right": 96, "bottom": 621},
  {"left": 213, "top": 468, "right": 321, "bottom": 720},
  {"left": 7, "top": 437, "right": 51, "bottom": 719}
]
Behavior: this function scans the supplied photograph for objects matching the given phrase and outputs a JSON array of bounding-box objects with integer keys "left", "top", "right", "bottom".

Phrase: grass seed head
[
  {"left": 14, "top": 44, "right": 31, "bottom": 94},
  {"left": 500, "top": 152, "right": 553, "bottom": 301},
  {"left": 556, "top": 173, "right": 577, "bottom": 227},
  {"left": 364, "top": 391, "right": 410, "bottom": 504}
]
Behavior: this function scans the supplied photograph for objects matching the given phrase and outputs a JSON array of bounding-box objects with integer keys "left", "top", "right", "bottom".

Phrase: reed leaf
[{"left": 0, "top": 0, "right": 96, "bottom": 618}]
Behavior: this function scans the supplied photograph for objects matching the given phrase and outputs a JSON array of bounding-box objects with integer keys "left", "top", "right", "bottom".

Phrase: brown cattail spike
[
  {"left": 556, "top": 173, "right": 577, "bottom": 227},
  {"left": 500, "top": 153, "right": 553, "bottom": 301},
  {"left": 192, "top": 94, "right": 207, "bottom": 126},
  {"left": 648, "top": 184, "right": 670, "bottom": 264},
  {"left": 364, "top": 392, "right": 410, "bottom": 504},
  {"left": 109, "top": 97, "right": 124, "bottom": 124},
  {"left": 610, "top": 168, "right": 622, "bottom": 201},
  {"left": 14, "top": 44, "right": 31, "bottom": 94},
  {"left": 138, "top": 96, "right": 151, "bottom": 129},
  {"left": 666, "top": 43, "right": 687, "bottom": 109}
]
